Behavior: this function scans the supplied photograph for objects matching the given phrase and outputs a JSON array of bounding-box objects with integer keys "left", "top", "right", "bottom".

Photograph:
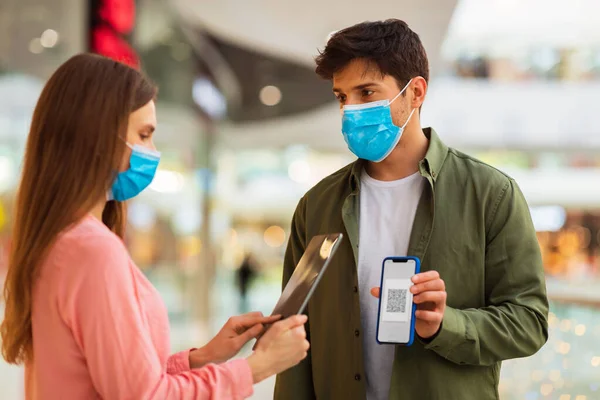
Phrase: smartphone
[{"left": 376, "top": 256, "right": 420, "bottom": 345}]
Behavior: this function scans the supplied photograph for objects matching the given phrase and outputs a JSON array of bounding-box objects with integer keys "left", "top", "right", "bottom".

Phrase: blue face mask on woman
[
  {"left": 341, "top": 79, "right": 415, "bottom": 162},
  {"left": 108, "top": 143, "right": 160, "bottom": 202}
]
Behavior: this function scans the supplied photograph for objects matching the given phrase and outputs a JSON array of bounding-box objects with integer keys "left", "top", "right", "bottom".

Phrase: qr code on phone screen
[{"left": 386, "top": 289, "right": 407, "bottom": 313}]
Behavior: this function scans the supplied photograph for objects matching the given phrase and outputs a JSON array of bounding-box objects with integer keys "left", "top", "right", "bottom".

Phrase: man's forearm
[{"left": 423, "top": 303, "right": 548, "bottom": 366}]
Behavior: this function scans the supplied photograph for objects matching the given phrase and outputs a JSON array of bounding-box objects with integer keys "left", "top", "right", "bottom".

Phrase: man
[{"left": 274, "top": 19, "right": 548, "bottom": 400}]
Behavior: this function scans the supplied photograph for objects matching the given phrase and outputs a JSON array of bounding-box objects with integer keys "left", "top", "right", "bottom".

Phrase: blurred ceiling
[
  {"left": 207, "top": 35, "right": 334, "bottom": 122},
  {"left": 444, "top": 0, "right": 600, "bottom": 57},
  {"left": 170, "top": 0, "right": 458, "bottom": 149},
  {"left": 0, "top": 0, "right": 459, "bottom": 151},
  {"left": 0, "top": 0, "right": 86, "bottom": 78},
  {"left": 172, "top": 0, "right": 457, "bottom": 76}
]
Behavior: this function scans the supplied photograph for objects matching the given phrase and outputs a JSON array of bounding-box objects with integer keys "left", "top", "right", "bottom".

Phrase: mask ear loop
[
  {"left": 401, "top": 108, "right": 417, "bottom": 130},
  {"left": 118, "top": 137, "right": 134, "bottom": 150},
  {"left": 389, "top": 78, "right": 413, "bottom": 105}
]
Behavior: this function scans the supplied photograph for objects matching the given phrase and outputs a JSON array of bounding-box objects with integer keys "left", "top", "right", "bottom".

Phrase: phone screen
[{"left": 376, "top": 257, "right": 418, "bottom": 344}]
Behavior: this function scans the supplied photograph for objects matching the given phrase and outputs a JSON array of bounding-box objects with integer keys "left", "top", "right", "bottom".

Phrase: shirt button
[
  {"left": 353, "top": 286, "right": 358, "bottom": 293},
  {"left": 355, "top": 329, "right": 360, "bottom": 337},
  {"left": 355, "top": 374, "right": 361, "bottom": 381}
]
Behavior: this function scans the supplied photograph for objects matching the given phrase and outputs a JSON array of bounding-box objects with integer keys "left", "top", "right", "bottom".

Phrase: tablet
[{"left": 270, "top": 233, "right": 343, "bottom": 318}]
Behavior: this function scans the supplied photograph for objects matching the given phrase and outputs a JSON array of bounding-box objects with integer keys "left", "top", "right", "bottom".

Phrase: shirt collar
[{"left": 348, "top": 127, "right": 449, "bottom": 191}]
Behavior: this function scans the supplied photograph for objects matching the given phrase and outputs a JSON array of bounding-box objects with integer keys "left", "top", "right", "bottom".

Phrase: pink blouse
[{"left": 26, "top": 215, "right": 254, "bottom": 399}]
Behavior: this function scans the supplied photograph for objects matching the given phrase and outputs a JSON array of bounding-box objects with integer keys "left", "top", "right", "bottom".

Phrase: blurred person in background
[
  {"left": 237, "top": 252, "right": 259, "bottom": 313},
  {"left": 0, "top": 53, "right": 309, "bottom": 400},
  {"left": 275, "top": 19, "right": 548, "bottom": 400}
]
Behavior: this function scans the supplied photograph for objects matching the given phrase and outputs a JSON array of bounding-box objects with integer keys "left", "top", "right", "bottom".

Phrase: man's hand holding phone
[{"left": 372, "top": 270, "right": 446, "bottom": 340}]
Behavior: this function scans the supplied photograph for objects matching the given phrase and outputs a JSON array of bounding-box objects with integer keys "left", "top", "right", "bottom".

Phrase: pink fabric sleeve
[
  {"left": 58, "top": 237, "right": 254, "bottom": 400},
  {"left": 167, "top": 350, "right": 193, "bottom": 374}
]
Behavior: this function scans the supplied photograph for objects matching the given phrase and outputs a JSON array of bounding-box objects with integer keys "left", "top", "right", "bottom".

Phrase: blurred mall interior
[{"left": 1, "top": 0, "right": 600, "bottom": 398}]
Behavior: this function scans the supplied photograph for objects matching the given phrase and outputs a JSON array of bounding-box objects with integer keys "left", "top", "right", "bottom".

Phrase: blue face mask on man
[
  {"left": 108, "top": 143, "right": 160, "bottom": 202},
  {"left": 341, "top": 78, "right": 415, "bottom": 162}
]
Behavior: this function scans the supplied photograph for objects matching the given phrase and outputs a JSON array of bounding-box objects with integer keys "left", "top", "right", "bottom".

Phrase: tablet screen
[{"left": 271, "top": 233, "right": 343, "bottom": 318}]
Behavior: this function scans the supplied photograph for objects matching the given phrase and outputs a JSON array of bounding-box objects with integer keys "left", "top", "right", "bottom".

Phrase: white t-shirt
[{"left": 358, "top": 170, "right": 425, "bottom": 400}]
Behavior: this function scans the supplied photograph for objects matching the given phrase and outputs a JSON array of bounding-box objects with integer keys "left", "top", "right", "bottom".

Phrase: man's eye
[
  {"left": 336, "top": 94, "right": 346, "bottom": 103},
  {"left": 362, "top": 90, "right": 374, "bottom": 97}
]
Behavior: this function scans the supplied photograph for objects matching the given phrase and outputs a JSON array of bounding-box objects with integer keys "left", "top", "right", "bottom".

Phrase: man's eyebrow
[{"left": 332, "top": 82, "right": 381, "bottom": 93}]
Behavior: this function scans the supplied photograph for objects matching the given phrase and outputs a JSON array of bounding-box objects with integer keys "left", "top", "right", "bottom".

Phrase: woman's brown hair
[{"left": 1, "top": 53, "right": 157, "bottom": 364}]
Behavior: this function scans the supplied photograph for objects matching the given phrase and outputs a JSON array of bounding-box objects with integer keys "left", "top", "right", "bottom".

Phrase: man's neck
[{"left": 365, "top": 126, "right": 429, "bottom": 181}]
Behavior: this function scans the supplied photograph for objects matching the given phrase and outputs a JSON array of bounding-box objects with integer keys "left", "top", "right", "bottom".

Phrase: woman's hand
[
  {"left": 189, "top": 312, "right": 281, "bottom": 368},
  {"left": 247, "top": 315, "right": 310, "bottom": 384}
]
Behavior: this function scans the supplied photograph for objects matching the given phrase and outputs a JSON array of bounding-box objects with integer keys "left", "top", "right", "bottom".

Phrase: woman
[{"left": 0, "top": 54, "right": 309, "bottom": 399}]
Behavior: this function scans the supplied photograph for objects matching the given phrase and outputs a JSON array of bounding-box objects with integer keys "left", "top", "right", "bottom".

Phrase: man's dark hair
[{"left": 315, "top": 19, "right": 429, "bottom": 88}]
